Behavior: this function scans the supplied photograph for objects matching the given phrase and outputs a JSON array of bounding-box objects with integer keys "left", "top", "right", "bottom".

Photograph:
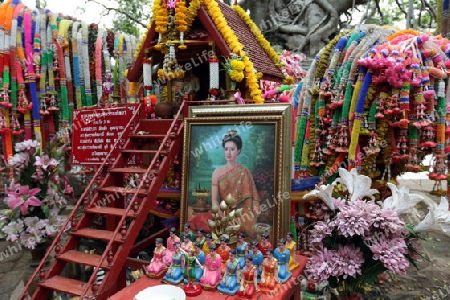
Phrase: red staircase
[{"left": 20, "top": 103, "right": 185, "bottom": 300}]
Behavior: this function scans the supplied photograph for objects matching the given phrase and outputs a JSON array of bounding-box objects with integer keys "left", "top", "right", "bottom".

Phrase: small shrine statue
[
  {"left": 259, "top": 249, "right": 279, "bottom": 294},
  {"left": 146, "top": 238, "right": 167, "bottom": 278},
  {"left": 237, "top": 255, "right": 259, "bottom": 297},
  {"left": 249, "top": 241, "right": 263, "bottom": 281},
  {"left": 286, "top": 232, "right": 300, "bottom": 271},
  {"left": 162, "top": 242, "right": 185, "bottom": 284},
  {"left": 196, "top": 229, "right": 206, "bottom": 249},
  {"left": 217, "top": 250, "right": 240, "bottom": 295},
  {"left": 192, "top": 242, "right": 206, "bottom": 282},
  {"left": 216, "top": 236, "right": 231, "bottom": 275},
  {"left": 236, "top": 233, "right": 249, "bottom": 269},
  {"left": 164, "top": 227, "right": 180, "bottom": 266},
  {"left": 202, "top": 233, "right": 214, "bottom": 255},
  {"left": 181, "top": 234, "right": 194, "bottom": 256},
  {"left": 274, "top": 238, "right": 292, "bottom": 283},
  {"left": 258, "top": 233, "right": 272, "bottom": 258},
  {"left": 180, "top": 222, "right": 195, "bottom": 242},
  {"left": 199, "top": 244, "right": 221, "bottom": 289}
]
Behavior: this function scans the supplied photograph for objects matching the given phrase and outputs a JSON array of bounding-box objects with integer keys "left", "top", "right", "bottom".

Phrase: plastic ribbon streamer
[{"left": 295, "top": 25, "right": 450, "bottom": 190}]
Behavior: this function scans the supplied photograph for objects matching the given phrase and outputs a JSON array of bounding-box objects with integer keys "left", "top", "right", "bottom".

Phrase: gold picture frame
[{"left": 180, "top": 104, "right": 292, "bottom": 246}]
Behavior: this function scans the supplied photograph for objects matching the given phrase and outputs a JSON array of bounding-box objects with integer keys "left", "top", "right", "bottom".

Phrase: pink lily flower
[{"left": 6, "top": 186, "right": 42, "bottom": 216}]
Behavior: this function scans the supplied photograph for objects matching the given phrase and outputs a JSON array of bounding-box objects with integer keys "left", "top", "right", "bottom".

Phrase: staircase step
[
  {"left": 39, "top": 275, "right": 87, "bottom": 296},
  {"left": 108, "top": 167, "right": 148, "bottom": 173},
  {"left": 121, "top": 149, "right": 167, "bottom": 155},
  {"left": 85, "top": 206, "right": 136, "bottom": 217},
  {"left": 129, "top": 133, "right": 167, "bottom": 139},
  {"left": 98, "top": 186, "right": 147, "bottom": 195},
  {"left": 137, "top": 119, "right": 182, "bottom": 135},
  {"left": 71, "top": 228, "right": 124, "bottom": 243},
  {"left": 57, "top": 250, "right": 110, "bottom": 269}
]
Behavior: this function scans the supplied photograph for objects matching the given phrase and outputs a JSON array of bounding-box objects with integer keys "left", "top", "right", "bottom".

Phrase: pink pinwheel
[{"left": 6, "top": 186, "right": 42, "bottom": 216}]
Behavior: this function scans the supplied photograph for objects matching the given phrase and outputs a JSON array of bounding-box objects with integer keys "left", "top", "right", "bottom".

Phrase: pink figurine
[
  {"left": 200, "top": 243, "right": 222, "bottom": 289},
  {"left": 164, "top": 227, "right": 181, "bottom": 266},
  {"left": 146, "top": 238, "right": 167, "bottom": 278}
]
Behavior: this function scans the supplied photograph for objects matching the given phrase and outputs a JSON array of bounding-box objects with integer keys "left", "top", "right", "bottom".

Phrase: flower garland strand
[
  {"left": 203, "top": 0, "right": 263, "bottom": 103},
  {"left": 24, "top": 9, "right": 42, "bottom": 144},
  {"left": 71, "top": 21, "right": 82, "bottom": 109},
  {"left": 56, "top": 19, "right": 71, "bottom": 122},
  {"left": 232, "top": 3, "right": 292, "bottom": 83}
]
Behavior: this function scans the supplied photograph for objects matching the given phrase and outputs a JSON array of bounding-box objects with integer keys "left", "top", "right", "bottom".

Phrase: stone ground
[{"left": 0, "top": 176, "right": 449, "bottom": 300}]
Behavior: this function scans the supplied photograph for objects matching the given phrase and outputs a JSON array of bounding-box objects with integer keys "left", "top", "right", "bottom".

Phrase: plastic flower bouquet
[
  {"left": 222, "top": 52, "right": 246, "bottom": 83},
  {"left": 0, "top": 139, "right": 68, "bottom": 249},
  {"left": 303, "top": 168, "right": 425, "bottom": 298}
]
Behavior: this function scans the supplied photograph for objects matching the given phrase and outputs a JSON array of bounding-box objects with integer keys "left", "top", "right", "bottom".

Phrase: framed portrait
[{"left": 180, "top": 104, "right": 292, "bottom": 245}]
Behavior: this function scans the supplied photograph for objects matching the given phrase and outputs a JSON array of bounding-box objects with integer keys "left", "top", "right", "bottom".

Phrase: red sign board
[{"left": 71, "top": 105, "right": 138, "bottom": 165}]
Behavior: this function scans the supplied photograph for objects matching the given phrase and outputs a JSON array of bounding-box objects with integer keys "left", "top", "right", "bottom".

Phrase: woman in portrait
[
  {"left": 200, "top": 244, "right": 222, "bottom": 289},
  {"left": 162, "top": 242, "right": 185, "bottom": 284},
  {"left": 164, "top": 227, "right": 180, "bottom": 266},
  {"left": 211, "top": 129, "right": 261, "bottom": 239},
  {"left": 286, "top": 232, "right": 299, "bottom": 271},
  {"left": 146, "top": 238, "right": 167, "bottom": 278},
  {"left": 217, "top": 249, "right": 240, "bottom": 295},
  {"left": 237, "top": 255, "right": 259, "bottom": 297},
  {"left": 259, "top": 249, "right": 279, "bottom": 294},
  {"left": 236, "top": 233, "right": 249, "bottom": 269},
  {"left": 274, "top": 238, "right": 292, "bottom": 283}
]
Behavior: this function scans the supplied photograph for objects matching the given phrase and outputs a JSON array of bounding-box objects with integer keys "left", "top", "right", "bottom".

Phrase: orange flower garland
[
  {"left": 203, "top": 0, "right": 263, "bottom": 103},
  {"left": 232, "top": 4, "right": 294, "bottom": 84}
]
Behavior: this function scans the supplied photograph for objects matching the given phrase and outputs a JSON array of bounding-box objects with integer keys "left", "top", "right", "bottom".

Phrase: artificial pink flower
[
  {"left": 35, "top": 155, "right": 59, "bottom": 170},
  {"left": 6, "top": 186, "right": 42, "bottom": 215}
]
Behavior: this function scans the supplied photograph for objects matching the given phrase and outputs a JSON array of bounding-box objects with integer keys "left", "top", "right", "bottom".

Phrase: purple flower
[
  {"left": 332, "top": 244, "right": 365, "bottom": 279},
  {"left": 306, "top": 246, "right": 337, "bottom": 282},
  {"left": 309, "top": 221, "right": 333, "bottom": 244},
  {"left": 367, "top": 235, "right": 409, "bottom": 274},
  {"left": 332, "top": 200, "right": 372, "bottom": 237}
]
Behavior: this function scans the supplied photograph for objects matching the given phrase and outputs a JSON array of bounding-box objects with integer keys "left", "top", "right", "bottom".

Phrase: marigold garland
[
  {"left": 203, "top": 0, "right": 263, "bottom": 103},
  {"left": 232, "top": 3, "right": 295, "bottom": 85}
]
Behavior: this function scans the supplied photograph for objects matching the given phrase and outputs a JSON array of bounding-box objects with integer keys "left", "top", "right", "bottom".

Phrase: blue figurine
[
  {"left": 193, "top": 241, "right": 206, "bottom": 282},
  {"left": 236, "top": 233, "right": 248, "bottom": 269},
  {"left": 163, "top": 242, "right": 185, "bottom": 284},
  {"left": 217, "top": 250, "right": 240, "bottom": 295},
  {"left": 274, "top": 238, "right": 292, "bottom": 283},
  {"left": 249, "top": 241, "right": 263, "bottom": 282}
]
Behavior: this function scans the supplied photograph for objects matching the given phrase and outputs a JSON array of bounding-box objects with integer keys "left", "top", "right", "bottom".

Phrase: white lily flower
[
  {"left": 414, "top": 207, "right": 442, "bottom": 232},
  {"left": 434, "top": 197, "right": 450, "bottom": 223},
  {"left": 337, "top": 168, "right": 378, "bottom": 202},
  {"left": 382, "top": 183, "right": 424, "bottom": 215},
  {"left": 303, "top": 183, "right": 336, "bottom": 212}
]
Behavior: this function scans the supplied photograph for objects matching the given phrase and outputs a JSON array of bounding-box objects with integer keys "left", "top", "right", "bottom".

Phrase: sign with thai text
[{"left": 72, "top": 105, "right": 138, "bottom": 165}]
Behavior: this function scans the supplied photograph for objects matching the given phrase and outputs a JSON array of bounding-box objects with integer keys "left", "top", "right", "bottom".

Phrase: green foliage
[
  {"left": 377, "top": 0, "right": 437, "bottom": 30},
  {"left": 112, "top": 0, "right": 152, "bottom": 36}
]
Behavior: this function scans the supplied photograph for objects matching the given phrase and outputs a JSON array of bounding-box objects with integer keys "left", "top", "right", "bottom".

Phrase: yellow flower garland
[
  {"left": 203, "top": 0, "right": 263, "bottom": 103},
  {"left": 232, "top": 3, "right": 293, "bottom": 85}
]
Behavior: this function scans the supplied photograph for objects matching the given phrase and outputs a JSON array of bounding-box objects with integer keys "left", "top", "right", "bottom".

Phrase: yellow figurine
[{"left": 286, "top": 232, "right": 299, "bottom": 271}]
